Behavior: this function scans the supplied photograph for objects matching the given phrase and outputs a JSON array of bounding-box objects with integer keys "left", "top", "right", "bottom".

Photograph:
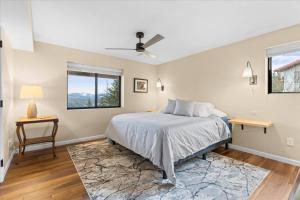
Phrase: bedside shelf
[{"left": 229, "top": 118, "right": 273, "bottom": 134}]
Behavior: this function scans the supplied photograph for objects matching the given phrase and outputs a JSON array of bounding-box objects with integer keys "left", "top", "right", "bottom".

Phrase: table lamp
[{"left": 20, "top": 85, "right": 43, "bottom": 118}]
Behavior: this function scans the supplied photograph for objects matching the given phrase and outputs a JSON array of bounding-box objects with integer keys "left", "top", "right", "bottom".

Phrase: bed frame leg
[
  {"left": 202, "top": 153, "right": 207, "bottom": 160},
  {"left": 225, "top": 142, "right": 229, "bottom": 149},
  {"left": 162, "top": 170, "right": 167, "bottom": 179}
]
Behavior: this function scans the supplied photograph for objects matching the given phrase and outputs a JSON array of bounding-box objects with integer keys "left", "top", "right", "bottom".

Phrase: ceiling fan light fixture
[
  {"left": 105, "top": 32, "right": 164, "bottom": 59},
  {"left": 149, "top": 54, "right": 156, "bottom": 58},
  {"left": 143, "top": 50, "right": 157, "bottom": 59}
]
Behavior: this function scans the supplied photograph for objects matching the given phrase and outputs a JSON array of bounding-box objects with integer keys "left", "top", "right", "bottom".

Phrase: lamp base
[{"left": 27, "top": 102, "right": 37, "bottom": 118}]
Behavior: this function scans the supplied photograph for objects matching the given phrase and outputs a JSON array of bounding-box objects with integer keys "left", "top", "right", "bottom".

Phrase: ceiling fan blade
[
  {"left": 142, "top": 34, "right": 164, "bottom": 48},
  {"left": 143, "top": 50, "right": 157, "bottom": 58},
  {"left": 105, "top": 48, "right": 136, "bottom": 50}
]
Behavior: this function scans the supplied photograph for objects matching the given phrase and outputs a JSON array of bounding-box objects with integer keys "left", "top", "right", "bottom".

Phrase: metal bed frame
[
  {"left": 110, "top": 117, "right": 232, "bottom": 179},
  {"left": 110, "top": 137, "right": 232, "bottom": 179},
  {"left": 162, "top": 137, "right": 232, "bottom": 179}
]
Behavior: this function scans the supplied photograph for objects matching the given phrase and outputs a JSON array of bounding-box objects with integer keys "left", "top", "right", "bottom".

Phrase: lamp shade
[
  {"left": 242, "top": 66, "right": 253, "bottom": 78},
  {"left": 20, "top": 85, "right": 43, "bottom": 99},
  {"left": 242, "top": 61, "right": 253, "bottom": 78},
  {"left": 156, "top": 80, "right": 162, "bottom": 88}
]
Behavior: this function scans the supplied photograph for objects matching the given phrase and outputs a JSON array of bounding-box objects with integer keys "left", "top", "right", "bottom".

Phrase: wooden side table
[{"left": 16, "top": 115, "right": 59, "bottom": 161}]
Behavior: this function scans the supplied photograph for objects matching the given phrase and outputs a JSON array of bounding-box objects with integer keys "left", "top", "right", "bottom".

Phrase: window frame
[
  {"left": 267, "top": 57, "right": 300, "bottom": 94},
  {"left": 67, "top": 70, "right": 121, "bottom": 110}
]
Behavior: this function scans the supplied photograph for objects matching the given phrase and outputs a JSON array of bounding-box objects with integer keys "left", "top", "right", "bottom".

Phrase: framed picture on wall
[{"left": 134, "top": 78, "right": 148, "bottom": 93}]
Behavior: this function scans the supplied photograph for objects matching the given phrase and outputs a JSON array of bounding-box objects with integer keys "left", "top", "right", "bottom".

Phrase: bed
[{"left": 105, "top": 112, "right": 232, "bottom": 184}]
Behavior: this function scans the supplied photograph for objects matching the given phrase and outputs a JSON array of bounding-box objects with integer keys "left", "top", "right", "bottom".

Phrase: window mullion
[
  {"left": 268, "top": 57, "right": 272, "bottom": 93},
  {"left": 95, "top": 73, "right": 98, "bottom": 108},
  {"left": 119, "top": 76, "right": 121, "bottom": 107}
]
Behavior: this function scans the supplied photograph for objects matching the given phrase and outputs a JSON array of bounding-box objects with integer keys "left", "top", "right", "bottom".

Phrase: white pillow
[
  {"left": 193, "top": 102, "right": 215, "bottom": 117},
  {"left": 163, "top": 99, "right": 176, "bottom": 114},
  {"left": 173, "top": 99, "right": 194, "bottom": 117},
  {"left": 211, "top": 108, "right": 227, "bottom": 117}
]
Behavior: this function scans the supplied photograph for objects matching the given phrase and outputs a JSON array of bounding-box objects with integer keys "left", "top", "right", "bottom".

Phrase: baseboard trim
[
  {"left": 229, "top": 144, "right": 300, "bottom": 167},
  {"left": 24, "top": 134, "right": 106, "bottom": 152},
  {"left": 0, "top": 151, "right": 14, "bottom": 183},
  {"left": 3, "top": 137, "right": 298, "bottom": 182}
]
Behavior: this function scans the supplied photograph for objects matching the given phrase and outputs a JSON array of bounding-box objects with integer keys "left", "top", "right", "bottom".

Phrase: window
[
  {"left": 267, "top": 41, "right": 300, "bottom": 93},
  {"left": 294, "top": 71, "right": 300, "bottom": 83},
  {"left": 68, "top": 71, "right": 96, "bottom": 108},
  {"left": 67, "top": 62, "right": 122, "bottom": 109},
  {"left": 97, "top": 75, "right": 121, "bottom": 107}
]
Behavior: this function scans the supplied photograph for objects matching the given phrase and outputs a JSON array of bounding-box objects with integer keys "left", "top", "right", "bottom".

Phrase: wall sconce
[
  {"left": 242, "top": 61, "right": 257, "bottom": 85},
  {"left": 156, "top": 79, "right": 164, "bottom": 91}
]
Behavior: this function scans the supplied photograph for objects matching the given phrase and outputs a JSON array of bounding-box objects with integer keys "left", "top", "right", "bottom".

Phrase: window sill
[{"left": 67, "top": 106, "right": 121, "bottom": 110}]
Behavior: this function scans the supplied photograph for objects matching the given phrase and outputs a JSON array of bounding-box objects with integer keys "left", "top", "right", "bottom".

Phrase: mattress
[{"left": 105, "top": 112, "right": 231, "bottom": 184}]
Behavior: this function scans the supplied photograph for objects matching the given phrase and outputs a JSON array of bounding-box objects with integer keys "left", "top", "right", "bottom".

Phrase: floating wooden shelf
[
  {"left": 146, "top": 110, "right": 158, "bottom": 112},
  {"left": 229, "top": 118, "right": 273, "bottom": 134}
]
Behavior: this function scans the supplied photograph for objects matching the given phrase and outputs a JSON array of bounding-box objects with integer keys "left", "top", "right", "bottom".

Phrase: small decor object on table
[
  {"left": 15, "top": 115, "right": 59, "bottom": 162},
  {"left": 134, "top": 78, "right": 148, "bottom": 93}
]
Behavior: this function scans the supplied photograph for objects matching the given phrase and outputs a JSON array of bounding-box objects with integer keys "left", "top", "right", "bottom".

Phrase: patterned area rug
[{"left": 67, "top": 141, "right": 269, "bottom": 200}]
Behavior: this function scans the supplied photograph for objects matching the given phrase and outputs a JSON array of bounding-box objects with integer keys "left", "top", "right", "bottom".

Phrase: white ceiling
[
  {"left": 8, "top": 1, "right": 300, "bottom": 64},
  {"left": 1, "top": 0, "right": 34, "bottom": 51}
]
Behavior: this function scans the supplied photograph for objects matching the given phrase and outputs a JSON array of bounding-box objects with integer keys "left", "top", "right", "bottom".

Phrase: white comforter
[{"left": 105, "top": 112, "right": 230, "bottom": 184}]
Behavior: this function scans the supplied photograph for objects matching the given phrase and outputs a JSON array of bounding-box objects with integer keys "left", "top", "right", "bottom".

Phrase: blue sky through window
[
  {"left": 68, "top": 74, "right": 115, "bottom": 94},
  {"left": 68, "top": 75, "right": 95, "bottom": 94}
]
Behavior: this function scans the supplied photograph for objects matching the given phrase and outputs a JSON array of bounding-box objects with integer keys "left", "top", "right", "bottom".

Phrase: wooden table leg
[
  {"left": 21, "top": 125, "right": 26, "bottom": 155},
  {"left": 52, "top": 142, "right": 56, "bottom": 157},
  {"left": 51, "top": 122, "right": 58, "bottom": 157},
  {"left": 16, "top": 125, "right": 23, "bottom": 163}
]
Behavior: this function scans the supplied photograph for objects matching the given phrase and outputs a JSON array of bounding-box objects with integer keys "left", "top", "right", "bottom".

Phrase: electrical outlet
[
  {"left": 8, "top": 139, "right": 14, "bottom": 149},
  {"left": 286, "top": 137, "right": 294, "bottom": 146}
]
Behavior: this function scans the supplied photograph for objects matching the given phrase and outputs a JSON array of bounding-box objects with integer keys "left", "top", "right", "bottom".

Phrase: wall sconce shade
[
  {"left": 156, "top": 79, "right": 164, "bottom": 91},
  {"left": 156, "top": 81, "right": 162, "bottom": 88},
  {"left": 242, "top": 61, "right": 257, "bottom": 85},
  {"left": 20, "top": 85, "right": 43, "bottom": 99},
  {"left": 242, "top": 62, "right": 253, "bottom": 78}
]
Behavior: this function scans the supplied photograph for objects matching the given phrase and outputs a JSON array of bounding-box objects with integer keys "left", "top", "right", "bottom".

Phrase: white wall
[
  {"left": 0, "top": 28, "right": 15, "bottom": 173},
  {"left": 12, "top": 42, "right": 158, "bottom": 141},
  {"left": 157, "top": 24, "right": 300, "bottom": 161}
]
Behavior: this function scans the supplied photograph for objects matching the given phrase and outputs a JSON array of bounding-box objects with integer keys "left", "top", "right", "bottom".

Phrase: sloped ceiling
[
  {"left": 3, "top": 1, "right": 300, "bottom": 64},
  {"left": 0, "top": 0, "right": 34, "bottom": 51}
]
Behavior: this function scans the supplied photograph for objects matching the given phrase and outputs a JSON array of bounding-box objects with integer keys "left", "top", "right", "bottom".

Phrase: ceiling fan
[{"left": 105, "top": 32, "right": 164, "bottom": 58}]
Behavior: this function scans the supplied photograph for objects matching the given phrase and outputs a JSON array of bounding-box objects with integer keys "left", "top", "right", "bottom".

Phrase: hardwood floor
[
  {"left": 214, "top": 148, "right": 300, "bottom": 200},
  {"left": 0, "top": 140, "right": 299, "bottom": 200}
]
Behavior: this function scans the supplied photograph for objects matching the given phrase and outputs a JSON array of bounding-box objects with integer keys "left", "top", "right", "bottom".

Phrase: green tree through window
[{"left": 98, "top": 79, "right": 120, "bottom": 107}]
